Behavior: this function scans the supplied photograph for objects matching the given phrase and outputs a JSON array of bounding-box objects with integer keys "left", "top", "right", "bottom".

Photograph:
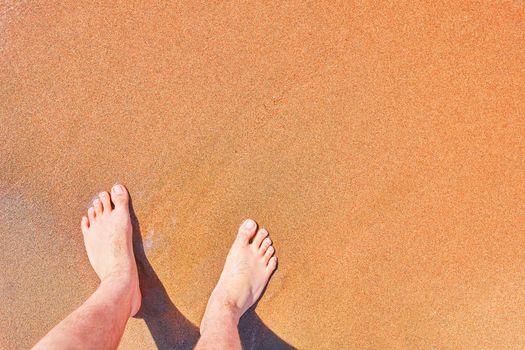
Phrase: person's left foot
[{"left": 81, "top": 184, "right": 142, "bottom": 316}]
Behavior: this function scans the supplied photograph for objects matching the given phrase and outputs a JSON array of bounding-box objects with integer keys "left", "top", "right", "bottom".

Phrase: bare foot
[
  {"left": 81, "top": 184, "right": 142, "bottom": 316},
  {"left": 200, "top": 218, "right": 277, "bottom": 334}
]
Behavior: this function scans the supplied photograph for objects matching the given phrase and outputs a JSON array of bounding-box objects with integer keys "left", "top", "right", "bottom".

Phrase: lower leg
[
  {"left": 34, "top": 274, "right": 134, "bottom": 349},
  {"left": 196, "top": 219, "right": 277, "bottom": 349},
  {"left": 197, "top": 302, "right": 241, "bottom": 349},
  {"left": 33, "top": 185, "right": 141, "bottom": 350}
]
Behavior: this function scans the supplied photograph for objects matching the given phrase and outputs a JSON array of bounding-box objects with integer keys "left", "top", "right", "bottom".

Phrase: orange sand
[{"left": 1, "top": 1, "right": 524, "bottom": 349}]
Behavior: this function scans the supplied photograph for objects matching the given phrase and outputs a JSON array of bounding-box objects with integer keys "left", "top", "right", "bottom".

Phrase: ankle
[
  {"left": 100, "top": 269, "right": 134, "bottom": 290},
  {"left": 97, "top": 277, "right": 134, "bottom": 307},
  {"left": 201, "top": 295, "right": 241, "bottom": 336},
  {"left": 200, "top": 311, "right": 239, "bottom": 337},
  {"left": 212, "top": 289, "right": 243, "bottom": 319},
  {"left": 101, "top": 262, "right": 135, "bottom": 281}
]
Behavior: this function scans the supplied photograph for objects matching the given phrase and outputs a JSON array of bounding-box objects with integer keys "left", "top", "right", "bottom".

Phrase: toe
[
  {"left": 252, "top": 228, "right": 268, "bottom": 248},
  {"left": 236, "top": 218, "right": 257, "bottom": 245},
  {"left": 259, "top": 237, "right": 272, "bottom": 255},
  {"left": 111, "top": 184, "right": 129, "bottom": 209},
  {"left": 93, "top": 198, "right": 103, "bottom": 216},
  {"left": 264, "top": 246, "right": 275, "bottom": 263},
  {"left": 266, "top": 256, "right": 277, "bottom": 273},
  {"left": 81, "top": 216, "right": 89, "bottom": 233},
  {"left": 99, "top": 191, "right": 112, "bottom": 212},
  {"left": 88, "top": 207, "right": 96, "bottom": 221}
]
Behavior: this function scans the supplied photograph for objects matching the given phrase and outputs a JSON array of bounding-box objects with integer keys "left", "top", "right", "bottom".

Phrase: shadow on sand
[{"left": 129, "top": 198, "right": 295, "bottom": 350}]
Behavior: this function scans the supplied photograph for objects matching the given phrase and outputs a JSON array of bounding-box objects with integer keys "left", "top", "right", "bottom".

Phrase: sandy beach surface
[{"left": 1, "top": 1, "right": 524, "bottom": 349}]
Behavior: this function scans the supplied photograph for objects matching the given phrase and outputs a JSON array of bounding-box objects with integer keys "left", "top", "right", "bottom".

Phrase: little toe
[
  {"left": 88, "top": 207, "right": 96, "bottom": 221},
  {"left": 98, "top": 191, "right": 112, "bottom": 212},
  {"left": 81, "top": 216, "right": 89, "bottom": 233},
  {"left": 110, "top": 184, "right": 129, "bottom": 209},
  {"left": 236, "top": 218, "right": 257, "bottom": 245},
  {"left": 259, "top": 237, "right": 272, "bottom": 255},
  {"left": 266, "top": 256, "right": 277, "bottom": 273},
  {"left": 252, "top": 228, "right": 268, "bottom": 248},
  {"left": 93, "top": 198, "right": 103, "bottom": 216},
  {"left": 264, "top": 246, "right": 275, "bottom": 263}
]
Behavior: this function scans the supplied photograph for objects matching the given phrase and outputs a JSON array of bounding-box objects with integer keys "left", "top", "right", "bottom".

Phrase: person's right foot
[{"left": 200, "top": 219, "right": 277, "bottom": 334}]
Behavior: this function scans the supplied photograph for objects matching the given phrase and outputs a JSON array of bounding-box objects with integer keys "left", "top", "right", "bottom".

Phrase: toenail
[
  {"left": 100, "top": 192, "right": 106, "bottom": 197},
  {"left": 113, "top": 184, "right": 123, "bottom": 194},
  {"left": 93, "top": 198, "right": 100, "bottom": 204},
  {"left": 243, "top": 219, "right": 255, "bottom": 229}
]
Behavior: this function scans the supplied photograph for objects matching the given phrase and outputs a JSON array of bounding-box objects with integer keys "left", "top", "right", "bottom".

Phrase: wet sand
[{"left": 1, "top": 1, "right": 524, "bottom": 349}]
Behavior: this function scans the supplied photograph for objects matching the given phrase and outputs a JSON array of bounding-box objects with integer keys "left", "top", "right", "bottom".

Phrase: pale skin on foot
[
  {"left": 33, "top": 184, "right": 277, "bottom": 350},
  {"left": 196, "top": 219, "right": 278, "bottom": 349}
]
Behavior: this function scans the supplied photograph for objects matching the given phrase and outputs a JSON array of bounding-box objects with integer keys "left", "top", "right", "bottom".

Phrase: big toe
[
  {"left": 236, "top": 218, "right": 257, "bottom": 245},
  {"left": 110, "top": 184, "right": 129, "bottom": 209}
]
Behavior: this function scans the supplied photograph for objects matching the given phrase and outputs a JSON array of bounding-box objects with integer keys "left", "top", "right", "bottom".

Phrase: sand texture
[{"left": 1, "top": 1, "right": 524, "bottom": 349}]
